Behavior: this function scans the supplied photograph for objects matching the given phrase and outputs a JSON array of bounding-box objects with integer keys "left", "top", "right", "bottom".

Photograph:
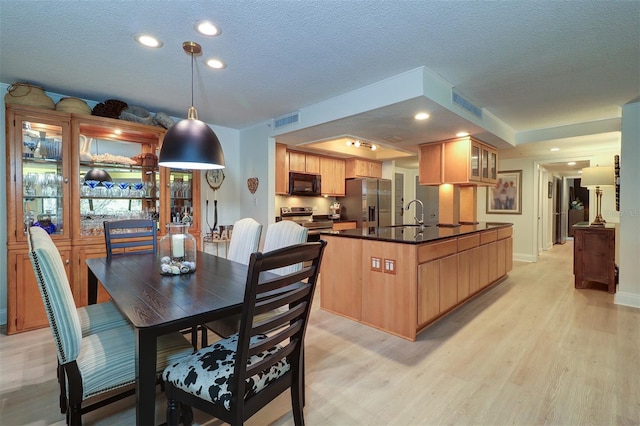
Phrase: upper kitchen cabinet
[
  {"left": 289, "top": 151, "right": 320, "bottom": 174},
  {"left": 275, "top": 143, "right": 289, "bottom": 195},
  {"left": 345, "top": 158, "right": 382, "bottom": 179},
  {"left": 419, "top": 136, "right": 498, "bottom": 186},
  {"left": 6, "top": 104, "right": 72, "bottom": 244},
  {"left": 320, "top": 156, "right": 346, "bottom": 196}
]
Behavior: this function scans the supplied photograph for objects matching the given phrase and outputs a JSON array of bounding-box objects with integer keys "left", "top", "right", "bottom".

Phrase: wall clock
[{"left": 205, "top": 169, "right": 225, "bottom": 190}]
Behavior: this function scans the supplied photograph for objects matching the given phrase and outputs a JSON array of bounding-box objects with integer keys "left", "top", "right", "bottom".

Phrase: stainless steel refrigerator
[{"left": 340, "top": 178, "right": 392, "bottom": 228}]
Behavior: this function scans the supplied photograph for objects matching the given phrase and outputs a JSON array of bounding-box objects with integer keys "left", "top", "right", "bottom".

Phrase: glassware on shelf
[
  {"left": 102, "top": 181, "right": 115, "bottom": 196},
  {"left": 23, "top": 173, "right": 39, "bottom": 196},
  {"left": 117, "top": 182, "right": 130, "bottom": 197},
  {"left": 132, "top": 182, "right": 145, "bottom": 197},
  {"left": 145, "top": 180, "right": 155, "bottom": 198},
  {"left": 159, "top": 223, "right": 196, "bottom": 275},
  {"left": 84, "top": 180, "right": 100, "bottom": 196}
]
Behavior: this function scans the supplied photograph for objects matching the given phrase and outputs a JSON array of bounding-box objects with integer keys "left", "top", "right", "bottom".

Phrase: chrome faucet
[{"left": 405, "top": 199, "right": 425, "bottom": 228}]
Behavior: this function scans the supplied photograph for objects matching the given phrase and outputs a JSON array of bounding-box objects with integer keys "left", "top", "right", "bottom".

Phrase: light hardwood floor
[{"left": 1, "top": 241, "right": 638, "bottom": 425}]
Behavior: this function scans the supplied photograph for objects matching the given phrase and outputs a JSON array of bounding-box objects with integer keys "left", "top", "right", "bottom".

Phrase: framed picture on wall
[{"left": 486, "top": 170, "right": 522, "bottom": 214}]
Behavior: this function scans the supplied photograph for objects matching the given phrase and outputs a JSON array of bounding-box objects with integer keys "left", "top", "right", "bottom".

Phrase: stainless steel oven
[{"left": 280, "top": 207, "right": 333, "bottom": 241}]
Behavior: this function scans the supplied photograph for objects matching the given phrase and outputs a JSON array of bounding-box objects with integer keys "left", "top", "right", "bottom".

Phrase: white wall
[{"left": 615, "top": 101, "right": 640, "bottom": 308}]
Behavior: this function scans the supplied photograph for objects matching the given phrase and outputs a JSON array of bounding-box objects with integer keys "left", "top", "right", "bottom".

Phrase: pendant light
[{"left": 159, "top": 41, "right": 225, "bottom": 170}]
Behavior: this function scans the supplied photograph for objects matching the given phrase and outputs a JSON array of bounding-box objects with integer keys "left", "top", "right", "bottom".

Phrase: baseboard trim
[
  {"left": 614, "top": 291, "right": 640, "bottom": 309},
  {"left": 514, "top": 253, "right": 537, "bottom": 263},
  {"left": 0, "top": 308, "right": 6, "bottom": 326}
]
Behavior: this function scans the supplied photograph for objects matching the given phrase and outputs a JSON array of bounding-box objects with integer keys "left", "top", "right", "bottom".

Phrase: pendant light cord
[{"left": 190, "top": 50, "right": 194, "bottom": 109}]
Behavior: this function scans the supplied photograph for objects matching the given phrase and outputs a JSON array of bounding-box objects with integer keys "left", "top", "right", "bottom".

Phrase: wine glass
[
  {"left": 117, "top": 182, "right": 130, "bottom": 197},
  {"left": 102, "top": 181, "right": 115, "bottom": 197},
  {"left": 145, "top": 180, "right": 155, "bottom": 198},
  {"left": 133, "top": 182, "right": 145, "bottom": 197},
  {"left": 85, "top": 180, "right": 100, "bottom": 196}
]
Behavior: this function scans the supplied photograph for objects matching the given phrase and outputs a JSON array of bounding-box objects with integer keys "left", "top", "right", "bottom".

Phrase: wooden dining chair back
[
  {"left": 27, "top": 226, "right": 193, "bottom": 425},
  {"left": 226, "top": 218, "right": 262, "bottom": 265},
  {"left": 103, "top": 219, "right": 157, "bottom": 258},
  {"left": 163, "top": 240, "right": 327, "bottom": 426}
]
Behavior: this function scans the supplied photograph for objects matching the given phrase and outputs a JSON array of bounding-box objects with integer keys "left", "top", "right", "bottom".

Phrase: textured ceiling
[{"left": 1, "top": 1, "right": 638, "bottom": 168}]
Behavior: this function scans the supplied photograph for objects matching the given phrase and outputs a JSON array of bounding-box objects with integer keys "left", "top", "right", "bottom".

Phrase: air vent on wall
[
  {"left": 273, "top": 111, "right": 300, "bottom": 129},
  {"left": 452, "top": 89, "right": 482, "bottom": 119}
]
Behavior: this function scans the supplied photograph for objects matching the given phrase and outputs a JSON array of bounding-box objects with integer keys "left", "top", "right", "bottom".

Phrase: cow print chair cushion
[{"left": 162, "top": 333, "right": 290, "bottom": 410}]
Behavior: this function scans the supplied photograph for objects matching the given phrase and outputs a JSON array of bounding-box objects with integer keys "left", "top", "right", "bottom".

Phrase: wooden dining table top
[{"left": 86, "top": 250, "right": 249, "bottom": 330}]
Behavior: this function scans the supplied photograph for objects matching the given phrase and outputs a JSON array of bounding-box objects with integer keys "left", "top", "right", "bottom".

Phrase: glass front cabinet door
[
  {"left": 71, "top": 116, "right": 163, "bottom": 243},
  {"left": 7, "top": 106, "right": 71, "bottom": 244}
]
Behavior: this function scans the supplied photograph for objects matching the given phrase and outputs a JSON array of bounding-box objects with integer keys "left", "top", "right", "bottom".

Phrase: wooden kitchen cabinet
[
  {"left": 361, "top": 240, "right": 417, "bottom": 338},
  {"left": 319, "top": 156, "right": 345, "bottom": 196},
  {"left": 573, "top": 224, "right": 616, "bottom": 293},
  {"left": 418, "top": 143, "right": 443, "bottom": 185},
  {"left": 319, "top": 235, "right": 363, "bottom": 320},
  {"left": 5, "top": 103, "right": 202, "bottom": 334},
  {"left": 345, "top": 158, "right": 382, "bottom": 178},
  {"left": 419, "top": 136, "right": 498, "bottom": 186},
  {"left": 289, "top": 151, "right": 320, "bottom": 174},
  {"left": 275, "top": 143, "right": 289, "bottom": 195},
  {"left": 332, "top": 221, "right": 356, "bottom": 231}
]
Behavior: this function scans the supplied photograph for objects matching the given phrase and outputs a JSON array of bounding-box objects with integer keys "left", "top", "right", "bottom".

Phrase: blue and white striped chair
[{"left": 27, "top": 226, "right": 193, "bottom": 425}]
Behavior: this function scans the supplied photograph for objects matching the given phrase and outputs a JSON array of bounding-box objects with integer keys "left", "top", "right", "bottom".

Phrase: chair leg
[
  {"left": 180, "top": 403, "right": 194, "bottom": 426},
  {"left": 166, "top": 397, "right": 180, "bottom": 426},
  {"left": 291, "top": 370, "right": 305, "bottom": 426},
  {"left": 68, "top": 403, "right": 82, "bottom": 426},
  {"left": 58, "top": 362, "right": 68, "bottom": 413},
  {"left": 190, "top": 326, "right": 198, "bottom": 350},
  {"left": 201, "top": 326, "right": 208, "bottom": 347}
]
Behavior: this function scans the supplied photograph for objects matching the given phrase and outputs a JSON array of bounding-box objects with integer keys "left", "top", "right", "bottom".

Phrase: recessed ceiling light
[
  {"left": 205, "top": 58, "right": 226, "bottom": 69},
  {"left": 135, "top": 34, "right": 163, "bottom": 48},
  {"left": 456, "top": 131, "right": 470, "bottom": 137},
  {"left": 568, "top": 161, "right": 576, "bottom": 166},
  {"left": 195, "top": 20, "right": 220, "bottom": 37},
  {"left": 414, "top": 112, "right": 430, "bottom": 120},
  {"left": 550, "top": 147, "right": 560, "bottom": 152},
  {"left": 371, "top": 144, "right": 377, "bottom": 151}
]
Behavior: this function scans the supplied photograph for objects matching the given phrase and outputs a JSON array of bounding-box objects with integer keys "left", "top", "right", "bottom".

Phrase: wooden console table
[{"left": 573, "top": 223, "right": 616, "bottom": 293}]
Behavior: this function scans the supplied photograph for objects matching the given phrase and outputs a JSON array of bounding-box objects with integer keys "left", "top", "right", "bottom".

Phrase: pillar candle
[{"left": 172, "top": 234, "right": 185, "bottom": 258}]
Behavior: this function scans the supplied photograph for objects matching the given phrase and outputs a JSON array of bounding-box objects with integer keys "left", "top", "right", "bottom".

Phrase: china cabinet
[{"left": 5, "top": 104, "right": 201, "bottom": 334}]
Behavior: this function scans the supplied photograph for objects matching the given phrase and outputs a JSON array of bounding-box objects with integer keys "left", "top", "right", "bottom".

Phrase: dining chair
[
  {"left": 204, "top": 220, "right": 309, "bottom": 342},
  {"left": 27, "top": 226, "right": 194, "bottom": 425},
  {"left": 202, "top": 218, "right": 263, "bottom": 344},
  {"left": 163, "top": 240, "right": 327, "bottom": 426},
  {"left": 103, "top": 218, "right": 157, "bottom": 257},
  {"left": 226, "top": 217, "right": 263, "bottom": 265}
]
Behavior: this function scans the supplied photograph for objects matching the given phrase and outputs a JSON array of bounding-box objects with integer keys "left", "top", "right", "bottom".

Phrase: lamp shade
[
  {"left": 158, "top": 116, "right": 225, "bottom": 170},
  {"left": 580, "top": 166, "right": 614, "bottom": 188},
  {"left": 84, "top": 168, "right": 112, "bottom": 182}
]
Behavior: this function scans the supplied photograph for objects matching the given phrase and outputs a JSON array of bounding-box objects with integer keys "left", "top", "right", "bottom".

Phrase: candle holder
[{"left": 159, "top": 223, "right": 196, "bottom": 275}]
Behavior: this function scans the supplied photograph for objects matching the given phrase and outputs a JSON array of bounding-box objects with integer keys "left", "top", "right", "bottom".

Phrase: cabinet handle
[
  {"left": 65, "top": 259, "right": 70, "bottom": 265},
  {"left": 63, "top": 177, "right": 69, "bottom": 184}
]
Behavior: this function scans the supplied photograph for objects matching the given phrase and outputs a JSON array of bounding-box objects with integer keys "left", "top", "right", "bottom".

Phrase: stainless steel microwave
[{"left": 289, "top": 172, "right": 321, "bottom": 196}]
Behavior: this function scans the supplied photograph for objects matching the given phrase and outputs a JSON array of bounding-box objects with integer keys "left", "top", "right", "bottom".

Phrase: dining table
[{"left": 86, "top": 250, "right": 250, "bottom": 425}]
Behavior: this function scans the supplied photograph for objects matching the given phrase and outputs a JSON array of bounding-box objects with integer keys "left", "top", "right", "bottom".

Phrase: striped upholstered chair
[
  {"left": 27, "top": 226, "right": 193, "bottom": 425},
  {"left": 203, "top": 218, "right": 263, "bottom": 345},
  {"left": 226, "top": 217, "right": 263, "bottom": 265}
]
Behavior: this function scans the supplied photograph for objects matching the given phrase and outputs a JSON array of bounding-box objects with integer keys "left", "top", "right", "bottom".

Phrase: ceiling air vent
[
  {"left": 273, "top": 111, "right": 300, "bottom": 129},
  {"left": 452, "top": 89, "right": 482, "bottom": 119}
]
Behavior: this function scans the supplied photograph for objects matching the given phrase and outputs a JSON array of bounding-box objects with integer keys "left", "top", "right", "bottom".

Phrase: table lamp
[{"left": 580, "top": 165, "right": 614, "bottom": 226}]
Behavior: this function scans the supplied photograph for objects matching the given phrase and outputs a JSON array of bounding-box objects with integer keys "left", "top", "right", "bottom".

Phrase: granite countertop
[{"left": 320, "top": 222, "right": 512, "bottom": 244}]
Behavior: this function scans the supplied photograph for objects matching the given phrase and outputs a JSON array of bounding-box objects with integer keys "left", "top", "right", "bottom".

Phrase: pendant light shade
[
  {"left": 158, "top": 41, "right": 225, "bottom": 170},
  {"left": 84, "top": 168, "right": 112, "bottom": 182}
]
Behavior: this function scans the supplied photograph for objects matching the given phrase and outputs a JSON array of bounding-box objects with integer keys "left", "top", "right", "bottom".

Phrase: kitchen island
[{"left": 319, "top": 223, "right": 513, "bottom": 341}]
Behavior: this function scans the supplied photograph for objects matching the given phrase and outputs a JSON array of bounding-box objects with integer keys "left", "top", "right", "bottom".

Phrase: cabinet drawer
[
  {"left": 480, "top": 230, "right": 497, "bottom": 245},
  {"left": 418, "top": 239, "right": 457, "bottom": 263},
  {"left": 497, "top": 227, "right": 513, "bottom": 240},
  {"left": 457, "top": 234, "right": 479, "bottom": 251}
]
